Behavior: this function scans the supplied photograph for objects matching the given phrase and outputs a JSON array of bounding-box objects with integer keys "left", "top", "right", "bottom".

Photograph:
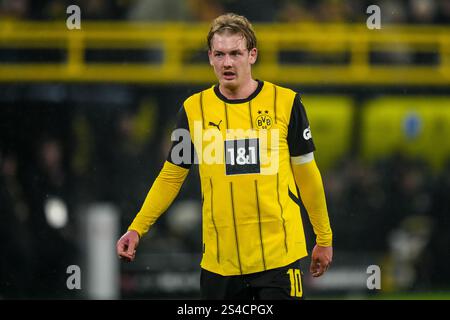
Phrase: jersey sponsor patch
[{"left": 224, "top": 138, "right": 260, "bottom": 175}]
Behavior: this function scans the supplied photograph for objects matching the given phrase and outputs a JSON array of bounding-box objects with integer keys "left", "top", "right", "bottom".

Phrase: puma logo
[{"left": 208, "top": 120, "right": 222, "bottom": 131}]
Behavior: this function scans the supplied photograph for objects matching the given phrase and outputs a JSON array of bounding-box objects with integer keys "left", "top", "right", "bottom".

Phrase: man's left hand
[{"left": 310, "top": 245, "right": 333, "bottom": 277}]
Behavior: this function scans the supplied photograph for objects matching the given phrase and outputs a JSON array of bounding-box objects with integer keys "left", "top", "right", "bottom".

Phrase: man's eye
[{"left": 215, "top": 53, "right": 223, "bottom": 57}]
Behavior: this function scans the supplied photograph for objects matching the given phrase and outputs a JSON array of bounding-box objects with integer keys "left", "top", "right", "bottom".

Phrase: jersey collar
[{"left": 214, "top": 80, "right": 264, "bottom": 104}]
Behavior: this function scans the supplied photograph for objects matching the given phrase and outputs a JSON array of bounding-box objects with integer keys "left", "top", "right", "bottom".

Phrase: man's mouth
[{"left": 223, "top": 71, "right": 236, "bottom": 80}]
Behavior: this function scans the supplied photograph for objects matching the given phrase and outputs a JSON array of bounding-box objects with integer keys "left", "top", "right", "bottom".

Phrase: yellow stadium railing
[{"left": 0, "top": 21, "right": 449, "bottom": 85}]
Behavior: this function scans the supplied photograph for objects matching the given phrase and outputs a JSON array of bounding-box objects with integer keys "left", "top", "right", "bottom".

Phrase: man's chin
[{"left": 220, "top": 78, "right": 238, "bottom": 90}]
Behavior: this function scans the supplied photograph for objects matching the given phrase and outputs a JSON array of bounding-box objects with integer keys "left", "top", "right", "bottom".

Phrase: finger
[
  {"left": 126, "top": 241, "right": 136, "bottom": 256},
  {"left": 315, "top": 260, "right": 332, "bottom": 277},
  {"left": 118, "top": 249, "right": 131, "bottom": 258},
  {"left": 310, "top": 257, "right": 320, "bottom": 273},
  {"left": 117, "top": 238, "right": 128, "bottom": 254},
  {"left": 312, "top": 267, "right": 322, "bottom": 277},
  {"left": 119, "top": 254, "right": 131, "bottom": 262},
  {"left": 312, "top": 268, "right": 324, "bottom": 277},
  {"left": 118, "top": 252, "right": 133, "bottom": 261},
  {"left": 312, "top": 262, "right": 326, "bottom": 277}
]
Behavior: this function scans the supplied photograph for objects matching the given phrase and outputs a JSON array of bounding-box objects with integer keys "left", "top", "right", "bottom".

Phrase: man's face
[{"left": 208, "top": 32, "right": 257, "bottom": 90}]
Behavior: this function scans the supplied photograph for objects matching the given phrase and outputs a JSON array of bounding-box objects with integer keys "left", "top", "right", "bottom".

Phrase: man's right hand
[{"left": 116, "top": 230, "right": 140, "bottom": 262}]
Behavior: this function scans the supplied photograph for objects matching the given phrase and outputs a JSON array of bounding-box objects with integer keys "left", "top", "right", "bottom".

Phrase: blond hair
[{"left": 207, "top": 13, "right": 257, "bottom": 51}]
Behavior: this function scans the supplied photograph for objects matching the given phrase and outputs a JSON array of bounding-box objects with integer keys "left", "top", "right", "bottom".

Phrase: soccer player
[{"left": 117, "top": 13, "right": 333, "bottom": 300}]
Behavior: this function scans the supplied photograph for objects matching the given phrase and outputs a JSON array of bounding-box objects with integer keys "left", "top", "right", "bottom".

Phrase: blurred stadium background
[{"left": 0, "top": 0, "right": 449, "bottom": 300}]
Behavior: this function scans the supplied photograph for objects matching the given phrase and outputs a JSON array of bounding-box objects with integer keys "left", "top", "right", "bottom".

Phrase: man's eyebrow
[{"left": 213, "top": 49, "right": 243, "bottom": 54}]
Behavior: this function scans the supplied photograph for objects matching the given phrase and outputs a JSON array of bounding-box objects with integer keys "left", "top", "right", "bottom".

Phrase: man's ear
[
  {"left": 208, "top": 50, "right": 213, "bottom": 66},
  {"left": 249, "top": 48, "right": 258, "bottom": 65}
]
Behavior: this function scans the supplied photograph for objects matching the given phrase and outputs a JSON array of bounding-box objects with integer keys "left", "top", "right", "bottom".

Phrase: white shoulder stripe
[{"left": 290, "top": 152, "right": 314, "bottom": 165}]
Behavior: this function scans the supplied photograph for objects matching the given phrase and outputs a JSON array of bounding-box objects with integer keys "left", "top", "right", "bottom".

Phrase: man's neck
[{"left": 219, "top": 79, "right": 258, "bottom": 100}]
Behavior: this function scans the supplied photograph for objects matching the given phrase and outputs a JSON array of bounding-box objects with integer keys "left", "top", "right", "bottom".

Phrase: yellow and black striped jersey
[{"left": 167, "top": 80, "right": 316, "bottom": 276}]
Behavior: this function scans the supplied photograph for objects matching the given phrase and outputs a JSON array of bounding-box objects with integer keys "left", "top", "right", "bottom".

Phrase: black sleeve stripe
[
  {"left": 287, "top": 93, "right": 316, "bottom": 157},
  {"left": 166, "top": 106, "right": 195, "bottom": 169}
]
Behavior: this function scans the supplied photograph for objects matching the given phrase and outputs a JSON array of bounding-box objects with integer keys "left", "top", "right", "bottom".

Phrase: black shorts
[{"left": 200, "top": 258, "right": 305, "bottom": 300}]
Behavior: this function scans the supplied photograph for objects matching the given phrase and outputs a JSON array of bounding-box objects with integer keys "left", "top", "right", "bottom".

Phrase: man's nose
[{"left": 224, "top": 54, "right": 232, "bottom": 67}]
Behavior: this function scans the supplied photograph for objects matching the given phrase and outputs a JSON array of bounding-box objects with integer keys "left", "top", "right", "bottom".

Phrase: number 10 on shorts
[{"left": 287, "top": 268, "right": 303, "bottom": 298}]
